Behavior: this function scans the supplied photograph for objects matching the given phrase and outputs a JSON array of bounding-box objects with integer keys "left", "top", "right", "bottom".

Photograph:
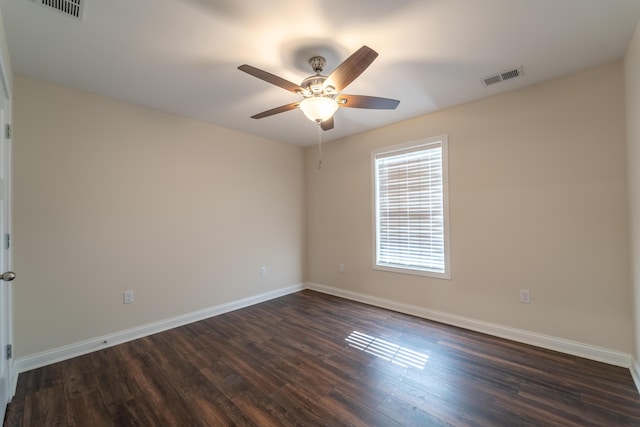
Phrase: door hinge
[
  {"left": 6, "top": 344, "right": 11, "bottom": 360},
  {"left": 4, "top": 233, "right": 10, "bottom": 250},
  {"left": 5, "top": 124, "right": 10, "bottom": 139}
]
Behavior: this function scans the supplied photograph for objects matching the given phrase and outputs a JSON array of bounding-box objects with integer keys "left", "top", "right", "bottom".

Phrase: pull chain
[{"left": 317, "top": 121, "right": 323, "bottom": 170}]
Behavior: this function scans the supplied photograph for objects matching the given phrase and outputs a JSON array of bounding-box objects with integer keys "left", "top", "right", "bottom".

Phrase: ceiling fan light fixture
[{"left": 299, "top": 96, "right": 339, "bottom": 123}]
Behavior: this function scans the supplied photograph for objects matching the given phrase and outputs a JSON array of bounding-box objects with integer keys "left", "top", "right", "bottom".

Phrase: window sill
[{"left": 373, "top": 264, "right": 451, "bottom": 280}]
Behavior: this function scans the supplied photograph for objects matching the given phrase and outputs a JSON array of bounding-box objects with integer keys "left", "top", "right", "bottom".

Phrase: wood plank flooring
[{"left": 5, "top": 290, "right": 640, "bottom": 426}]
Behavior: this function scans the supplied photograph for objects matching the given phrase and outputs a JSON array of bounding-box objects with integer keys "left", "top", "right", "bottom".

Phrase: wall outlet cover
[{"left": 124, "top": 290, "right": 134, "bottom": 304}]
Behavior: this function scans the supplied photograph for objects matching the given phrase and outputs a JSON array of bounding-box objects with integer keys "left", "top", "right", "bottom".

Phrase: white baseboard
[
  {"left": 305, "top": 282, "right": 633, "bottom": 369},
  {"left": 12, "top": 281, "right": 637, "bottom": 398},
  {"left": 13, "top": 283, "right": 304, "bottom": 379},
  {"left": 631, "top": 359, "right": 640, "bottom": 392}
]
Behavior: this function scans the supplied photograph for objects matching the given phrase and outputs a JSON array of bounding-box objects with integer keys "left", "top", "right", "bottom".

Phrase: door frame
[{"left": 0, "top": 8, "right": 14, "bottom": 419}]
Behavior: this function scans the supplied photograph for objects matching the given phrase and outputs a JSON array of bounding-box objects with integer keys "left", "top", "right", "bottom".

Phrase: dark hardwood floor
[{"left": 4, "top": 290, "right": 640, "bottom": 426}]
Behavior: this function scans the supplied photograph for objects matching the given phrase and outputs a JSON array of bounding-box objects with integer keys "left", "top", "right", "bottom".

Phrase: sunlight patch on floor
[{"left": 345, "top": 331, "right": 429, "bottom": 369}]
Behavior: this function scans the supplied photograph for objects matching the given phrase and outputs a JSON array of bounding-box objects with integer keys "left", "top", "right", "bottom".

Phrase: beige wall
[
  {"left": 306, "top": 61, "right": 632, "bottom": 352},
  {"left": 11, "top": 57, "right": 634, "bottom": 359},
  {"left": 12, "top": 74, "right": 305, "bottom": 357},
  {"left": 625, "top": 22, "right": 640, "bottom": 364}
]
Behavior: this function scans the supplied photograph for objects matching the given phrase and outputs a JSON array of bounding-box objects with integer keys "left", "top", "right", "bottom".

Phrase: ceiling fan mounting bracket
[{"left": 309, "top": 56, "right": 326, "bottom": 73}]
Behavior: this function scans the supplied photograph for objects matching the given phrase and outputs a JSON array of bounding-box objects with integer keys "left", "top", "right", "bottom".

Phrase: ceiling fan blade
[
  {"left": 238, "top": 64, "right": 304, "bottom": 94},
  {"left": 337, "top": 94, "right": 400, "bottom": 109},
  {"left": 321, "top": 116, "right": 334, "bottom": 131},
  {"left": 325, "top": 46, "right": 379, "bottom": 92},
  {"left": 250, "top": 102, "right": 299, "bottom": 119}
]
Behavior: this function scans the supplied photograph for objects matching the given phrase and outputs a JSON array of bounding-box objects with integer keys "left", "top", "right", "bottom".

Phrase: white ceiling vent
[
  {"left": 33, "top": 0, "right": 84, "bottom": 20},
  {"left": 482, "top": 66, "right": 524, "bottom": 87}
]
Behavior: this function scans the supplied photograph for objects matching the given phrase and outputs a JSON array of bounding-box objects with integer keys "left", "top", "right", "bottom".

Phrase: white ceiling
[{"left": 2, "top": 0, "right": 640, "bottom": 146}]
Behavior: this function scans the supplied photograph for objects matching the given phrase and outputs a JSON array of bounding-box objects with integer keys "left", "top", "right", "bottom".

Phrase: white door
[{"left": 0, "top": 58, "right": 13, "bottom": 420}]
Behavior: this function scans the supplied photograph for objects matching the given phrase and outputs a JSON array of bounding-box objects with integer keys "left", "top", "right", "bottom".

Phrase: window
[{"left": 373, "top": 135, "right": 450, "bottom": 279}]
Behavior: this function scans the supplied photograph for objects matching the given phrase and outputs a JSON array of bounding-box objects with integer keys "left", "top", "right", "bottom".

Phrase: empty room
[{"left": 0, "top": 0, "right": 640, "bottom": 425}]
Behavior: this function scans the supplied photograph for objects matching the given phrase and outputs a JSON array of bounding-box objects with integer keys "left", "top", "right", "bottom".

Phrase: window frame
[{"left": 371, "top": 135, "right": 451, "bottom": 279}]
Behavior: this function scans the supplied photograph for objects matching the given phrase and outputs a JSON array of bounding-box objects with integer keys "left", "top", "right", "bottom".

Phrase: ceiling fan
[{"left": 238, "top": 46, "right": 400, "bottom": 131}]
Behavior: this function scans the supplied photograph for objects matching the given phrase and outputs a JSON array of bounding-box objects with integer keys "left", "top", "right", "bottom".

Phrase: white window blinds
[{"left": 374, "top": 137, "right": 449, "bottom": 278}]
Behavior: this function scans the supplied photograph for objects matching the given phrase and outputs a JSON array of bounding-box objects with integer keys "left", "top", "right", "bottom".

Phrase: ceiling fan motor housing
[
  {"left": 300, "top": 75, "right": 334, "bottom": 96},
  {"left": 299, "top": 56, "right": 336, "bottom": 97}
]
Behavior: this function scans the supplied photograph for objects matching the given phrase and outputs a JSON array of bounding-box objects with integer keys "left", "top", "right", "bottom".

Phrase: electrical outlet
[
  {"left": 260, "top": 266, "right": 267, "bottom": 277},
  {"left": 519, "top": 289, "right": 530, "bottom": 304},
  {"left": 339, "top": 263, "right": 345, "bottom": 273},
  {"left": 123, "top": 290, "right": 134, "bottom": 304}
]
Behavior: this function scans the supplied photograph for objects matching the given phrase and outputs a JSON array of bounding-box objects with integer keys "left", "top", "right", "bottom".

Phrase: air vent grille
[
  {"left": 483, "top": 66, "right": 524, "bottom": 87},
  {"left": 34, "top": 0, "right": 84, "bottom": 20}
]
